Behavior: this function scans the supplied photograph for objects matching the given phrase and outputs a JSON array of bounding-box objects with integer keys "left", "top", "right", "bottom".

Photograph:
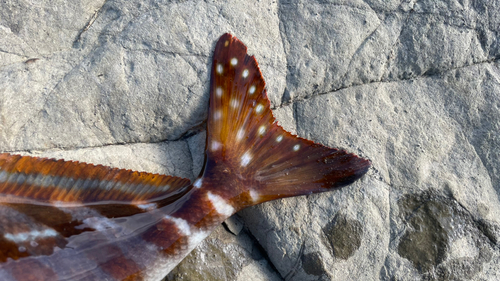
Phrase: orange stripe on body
[{"left": 0, "top": 153, "right": 191, "bottom": 204}]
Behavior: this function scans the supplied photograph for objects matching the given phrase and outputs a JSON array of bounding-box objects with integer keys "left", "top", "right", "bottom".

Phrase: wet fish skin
[{"left": 0, "top": 33, "right": 370, "bottom": 280}]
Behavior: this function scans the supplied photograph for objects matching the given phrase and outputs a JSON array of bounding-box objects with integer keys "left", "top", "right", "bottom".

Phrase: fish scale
[{"left": 0, "top": 33, "right": 370, "bottom": 280}]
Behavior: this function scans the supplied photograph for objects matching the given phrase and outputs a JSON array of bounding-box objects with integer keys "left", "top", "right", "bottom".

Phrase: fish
[{"left": 0, "top": 33, "right": 370, "bottom": 280}]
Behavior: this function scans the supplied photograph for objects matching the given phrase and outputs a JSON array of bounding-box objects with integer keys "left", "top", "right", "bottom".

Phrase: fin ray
[
  {"left": 0, "top": 33, "right": 371, "bottom": 280},
  {"left": 206, "top": 33, "right": 370, "bottom": 205},
  {"left": 0, "top": 153, "right": 191, "bottom": 205},
  {"left": 0, "top": 153, "right": 194, "bottom": 271}
]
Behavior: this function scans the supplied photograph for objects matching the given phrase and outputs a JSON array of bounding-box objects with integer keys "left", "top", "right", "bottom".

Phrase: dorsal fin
[
  {"left": 0, "top": 153, "right": 191, "bottom": 206},
  {"left": 0, "top": 153, "right": 192, "bottom": 279},
  {"left": 0, "top": 33, "right": 370, "bottom": 281},
  {"left": 203, "top": 33, "right": 370, "bottom": 207}
]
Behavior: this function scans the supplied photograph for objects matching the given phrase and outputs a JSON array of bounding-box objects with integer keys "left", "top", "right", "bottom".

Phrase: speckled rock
[{"left": 1, "top": 0, "right": 499, "bottom": 280}]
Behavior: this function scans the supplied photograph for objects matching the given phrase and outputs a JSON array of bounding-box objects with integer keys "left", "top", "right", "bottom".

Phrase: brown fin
[
  {"left": 0, "top": 33, "right": 371, "bottom": 281},
  {"left": 0, "top": 153, "right": 192, "bottom": 269},
  {"left": 0, "top": 154, "right": 194, "bottom": 280},
  {"left": 205, "top": 33, "right": 370, "bottom": 206},
  {"left": 0, "top": 153, "right": 191, "bottom": 205}
]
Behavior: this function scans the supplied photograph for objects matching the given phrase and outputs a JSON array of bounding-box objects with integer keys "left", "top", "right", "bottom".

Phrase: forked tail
[
  {"left": 197, "top": 33, "right": 370, "bottom": 210},
  {"left": 0, "top": 33, "right": 370, "bottom": 281}
]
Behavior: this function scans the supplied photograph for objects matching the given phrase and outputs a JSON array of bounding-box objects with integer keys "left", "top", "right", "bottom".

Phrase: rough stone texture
[
  {"left": 0, "top": 0, "right": 285, "bottom": 151},
  {"left": 1, "top": 0, "right": 500, "bottom": 280},
  {"left": 164, "top": 219, "right": 282, "bottom": 281},
  {"left": 323, "top": 213, "right": 363, "bottom": 261}
]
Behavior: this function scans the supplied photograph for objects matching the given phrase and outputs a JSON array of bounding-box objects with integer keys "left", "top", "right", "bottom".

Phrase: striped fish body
[
  {"left": 0, "top": 34, "right": 370, "bottom": 280},
  {"left": 0, "top": 157, "right": 245, "bottom": 280}
]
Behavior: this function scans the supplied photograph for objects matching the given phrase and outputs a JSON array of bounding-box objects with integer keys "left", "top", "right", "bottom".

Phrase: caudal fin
[{"left": 202, "top": 33, "right": 370, "bottom": 208}]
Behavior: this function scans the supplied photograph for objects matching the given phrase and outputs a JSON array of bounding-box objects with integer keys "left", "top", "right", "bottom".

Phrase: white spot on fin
[
  {"left": 241, "top": 151, "right": 252, "bottom": 167},
  {"left": 207, "top": 192, "right": 234, "bottom": 216},
  {"left": 276, "top": 135, "right": 283, "bottom": 142},
  {"left": 216, "top": 87, "right": 223, "bottom": 97},
  {"left": 249, "top": 189, "right": 259, "bottom": 203},
  {"left": 217, "top": 64, "right": 223, "bottom": 74},
  {"left": 230, "top": 99, "right": 239, "bottom": 109},
  {"left": 255, "top": 104, "right": 264, "bottom": 114},
  {"left": 211, "top": 141, "right": 222, "bottom": 151},
  {"left": 230, "top": 57, "right": 238, "bottom": 66},
  {"left": 236, "top": 128, "right": 245, "bottom": 141},
  {"left": 242, "top": 69, "right": 249, "bottom": 78},
  {"left": 258, "top": 126, "right": 266, "bottom": 135},
  {"left": 293, "top": 144, "right": 300, "bottom": 151},
  {"left": 249, "top": 85, "right": 256, "bottom": 94}
]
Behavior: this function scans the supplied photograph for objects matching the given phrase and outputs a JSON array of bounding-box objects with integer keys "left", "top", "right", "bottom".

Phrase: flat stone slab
[{"left": 1, "top": 0, "right": 499, "bottom": 280}]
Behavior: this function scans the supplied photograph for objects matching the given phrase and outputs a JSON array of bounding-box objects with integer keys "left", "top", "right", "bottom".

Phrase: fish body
[{"left": 0, "top": 34, "right": 370, "bottom": 280}]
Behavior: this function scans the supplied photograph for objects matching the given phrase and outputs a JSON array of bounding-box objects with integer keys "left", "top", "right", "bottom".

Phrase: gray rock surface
[{"left": 1, "top": 0, "right": 499, "bottom": 280}]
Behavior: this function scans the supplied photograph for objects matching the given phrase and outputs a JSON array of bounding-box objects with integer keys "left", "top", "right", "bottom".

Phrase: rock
[
  {"left": 164, "top": 226, "right": 281, "bottom": 281},
  {"left": 0, "top": 0, "right": 285, "bottom": 151},
  {"left": 1, "top": 0, "right": 499, "bottom": 280},
  {"left": 396, "top": 191, "right": 495, "bottom": 279},
  {"left": 323, "top": 213, "right": 363, "bottom": 261},
  {"left": 223, "top": 215, "right": 245, "bottom": 236}
]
